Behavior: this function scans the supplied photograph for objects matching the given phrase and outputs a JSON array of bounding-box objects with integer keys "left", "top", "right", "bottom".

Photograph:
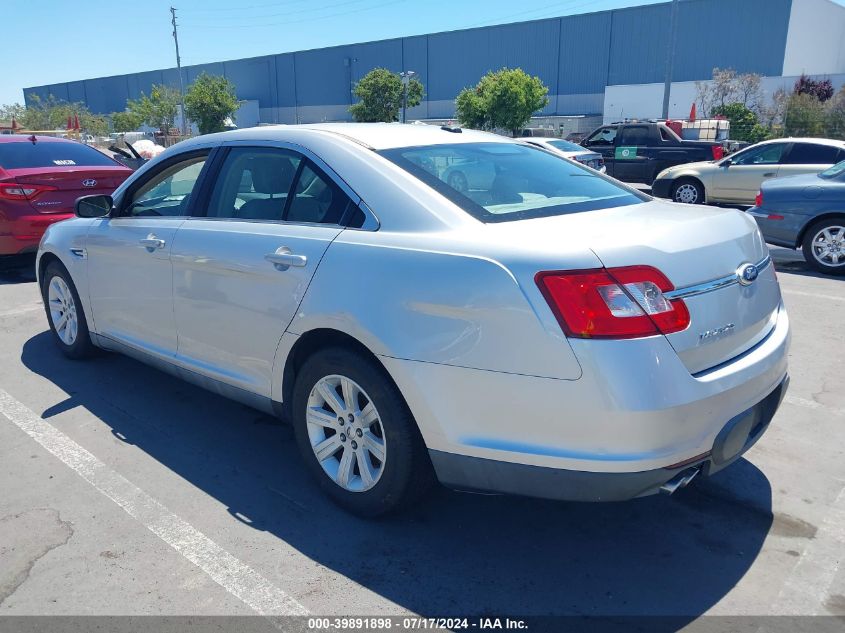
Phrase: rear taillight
[
  {"left": 535, "top": 266, "right": 690, "bottom": 339},
  {"left": 754, "top": 191, "right": 763, "bottom": 207},
  {"left": 0, "top": 183, "right": 58, "bottom": 200},
  {"left": 712, "top": 145, "right": 724, "bottom": 160}
]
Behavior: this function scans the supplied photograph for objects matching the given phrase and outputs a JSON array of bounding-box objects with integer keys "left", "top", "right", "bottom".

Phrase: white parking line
[
  {"left": 784, "top": 395, "right": 844, "bottom": 417},
  {"left": 781, "top": 289, "right": 845, "bottom": 302},
  {"left": 0, "top": 388, "right": 309, "bottom": 617},
  {"left": 773, "top": 485, "right": 845, "bottom": 615}
]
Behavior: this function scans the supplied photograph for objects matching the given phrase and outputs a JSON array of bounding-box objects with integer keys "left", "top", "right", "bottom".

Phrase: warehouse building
[{"left": 23, "top": 0, "right": 845, "bottom": 131}]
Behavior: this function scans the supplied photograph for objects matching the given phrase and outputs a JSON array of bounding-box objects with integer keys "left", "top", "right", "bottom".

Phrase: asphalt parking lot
[{"left": 0, "top": 247, "right": 843, "bottom": 627}]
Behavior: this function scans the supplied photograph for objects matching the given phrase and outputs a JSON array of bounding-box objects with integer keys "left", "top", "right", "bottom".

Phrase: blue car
[{"left": 749, "top": 160, "right": 845, "bottom": 275}]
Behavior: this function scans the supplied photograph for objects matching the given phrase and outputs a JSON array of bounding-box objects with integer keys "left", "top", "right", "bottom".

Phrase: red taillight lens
[
  {"left": 754, "top": 191, "right": 763, "bottom": 207},
  {"left": 535, "top": 266, "right": 690, "bottom": 339},
  {"left": 0, "top": 183, "right": 58, "bottom": 201},
  {"left": 712, "top": 145, "right": 724, "bottom": 160}
]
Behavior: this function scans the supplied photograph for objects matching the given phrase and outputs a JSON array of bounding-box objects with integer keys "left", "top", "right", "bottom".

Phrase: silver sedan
[{"left": 37, "top": 123, "right": 790, "bottom": 516}]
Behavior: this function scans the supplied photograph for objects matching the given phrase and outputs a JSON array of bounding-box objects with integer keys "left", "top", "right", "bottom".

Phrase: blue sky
[
  {"left": 4, "top": 0, "right": 842, "bottom": 107},
  {"left": 2, "top": 0, "right": 667, "bottom": 106}
]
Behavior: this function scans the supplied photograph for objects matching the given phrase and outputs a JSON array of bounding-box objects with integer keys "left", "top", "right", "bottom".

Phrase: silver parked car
[
  {"left": 37, "top": 123, "right": 790, "bottom": 516},
  {"left": 523, "top": 137, "right": 607, "bottom": 172}
]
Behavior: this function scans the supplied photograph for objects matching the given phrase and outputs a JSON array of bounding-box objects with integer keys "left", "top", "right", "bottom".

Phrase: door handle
[
  {"left": 763, "top": 172, "right": 776, "bottom": 178},
  {"left": 139, "top": 235, "right": 166, "bottom": 250},
  {"left": 265, "top": 248, "right": 307, "bottom": 270}
]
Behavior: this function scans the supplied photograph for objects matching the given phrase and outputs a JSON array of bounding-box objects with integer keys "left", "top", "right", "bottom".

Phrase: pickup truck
[{"left": 580, "top": 122, "right": 724, "bottom": 185}]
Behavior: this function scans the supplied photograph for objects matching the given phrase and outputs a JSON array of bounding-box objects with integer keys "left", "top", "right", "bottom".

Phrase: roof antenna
[{"left": 28, "top": 134, "right": 37, "bottom": 144}]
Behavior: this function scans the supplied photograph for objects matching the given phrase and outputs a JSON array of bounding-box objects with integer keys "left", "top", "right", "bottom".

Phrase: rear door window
[
  {"left": 783, "top": 143, "right": 841, "bottom": 165},
  {"left": 0, "top": 140, "right": 119, "bottom": 169}
]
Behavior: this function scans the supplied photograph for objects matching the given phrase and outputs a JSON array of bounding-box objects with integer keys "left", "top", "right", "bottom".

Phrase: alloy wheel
[
  {"left": 47, "top": 276, "right": 79, "bottom": 346},
  {"left": 810, "top": 225, "right": 845, "bottom": 267},
  {"left": 306, "top": 374, "right": 386, "bottom": 492}
]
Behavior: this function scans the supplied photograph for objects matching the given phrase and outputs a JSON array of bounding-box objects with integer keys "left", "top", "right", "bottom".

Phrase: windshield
[
  {"left": 819, "top": 160, "right": 845, "bottom": 179},
  {"left": 0, "top": 140, "right": 118, "bottom": 169},
  {"left": 379, "top": 142, "right": 645, "bottom": 223},
  {"left": 547, "top": 139, "right": 585, "bottom": 152}
]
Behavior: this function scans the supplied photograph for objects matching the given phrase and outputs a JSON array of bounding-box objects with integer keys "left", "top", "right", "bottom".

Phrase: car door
[
  {"left": 581, "top": 126, "right": 618, "bottom": 177},
  {"left": 709, "top": 141, "right": 789, "bottom": 204},
  {"left": 170, "top": 144, "right": 366, "bottom": 398},
  {"left": 611, "top": 125, "right": 651, "bottom": 183},
  {"left": 86, "top": 150, "right": 210, "bottom": 357},
  {"left": 776, "top": 142, "right": 842, "bottom": 180}
]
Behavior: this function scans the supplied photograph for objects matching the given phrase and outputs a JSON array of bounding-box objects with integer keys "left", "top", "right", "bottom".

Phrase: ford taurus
[{"left": 36, "top": 123, "right": 790, "bottom": 516}]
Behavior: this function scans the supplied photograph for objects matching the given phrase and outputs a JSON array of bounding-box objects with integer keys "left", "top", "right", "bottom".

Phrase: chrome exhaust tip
[{"left": 659, "top": 467, "right": 700, "bottom": 495}]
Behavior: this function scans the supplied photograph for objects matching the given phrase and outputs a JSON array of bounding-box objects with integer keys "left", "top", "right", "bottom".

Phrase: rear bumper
[
  {"left": 651, "top": 178, "right": 672, "bottom": 199},
  {"left": 0, "top": 213, "right": 73, "bottom": 255},
  {"left": 429, "top": 375, "right": 787, "bottom": 501}
]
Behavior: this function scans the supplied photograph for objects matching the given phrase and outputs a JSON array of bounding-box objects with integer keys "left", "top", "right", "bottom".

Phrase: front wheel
[
  {"left": 41, "top": 261, "right": 95, "bottom": 359},
  {"left": 291, "top": 347, "right": 432, "bottom": 516},
  {"left": 671, "top": 178, "right": 705, "bottom": 204},
  {"left": 802, "top": 219, "right": 845, "bottom": 276}
]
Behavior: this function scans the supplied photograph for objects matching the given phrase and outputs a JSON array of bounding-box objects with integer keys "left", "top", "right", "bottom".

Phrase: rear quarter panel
[{"left": 288, "top": 230, "right": 586, "bottom": 382}]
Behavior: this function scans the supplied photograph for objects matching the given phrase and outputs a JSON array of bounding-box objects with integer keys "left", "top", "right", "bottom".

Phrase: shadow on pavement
[
  {"left": 0, "top": 254, "right": 37, "bottom": 285},
  {"left": 22, "top": 331, "right": 774, "bottom": 619}
]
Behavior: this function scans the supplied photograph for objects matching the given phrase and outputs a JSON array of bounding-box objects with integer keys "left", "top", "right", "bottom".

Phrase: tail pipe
[{"left": 659, "top": 466, "right": 700, "bottom": 495}]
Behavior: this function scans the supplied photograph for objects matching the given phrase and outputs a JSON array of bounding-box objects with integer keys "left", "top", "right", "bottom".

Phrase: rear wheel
[
  {"left": 291, "top": 347, "right": 432, "bottom": 516},
  {"left": 802, "top": 219, "right": 845, "bottom": 276},
  {"left": 41, "top": 261, "right": 95, "bottom": 359},
  {"left": 448, "top": 171, "right": 468, "bottom": 193},
  {"left": 671, "top": 178, "right": 704, "bottom": 204}
]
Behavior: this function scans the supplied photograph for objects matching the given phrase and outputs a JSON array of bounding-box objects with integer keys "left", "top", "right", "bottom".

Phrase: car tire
[
  {"left": 291, "top": 346, "right": 433, "bottom": 517},
  {"left": 448, "top": 171, "right": 468, "bottom": 193},
  {"left": 40, "top": 261, "right": 96, "bottom": 359},
  {"left": 671, "top": 178, "right": 705, "bottom": 204},
  {"left": 801, "top": 218, "right": 845, "bottom": 276}
]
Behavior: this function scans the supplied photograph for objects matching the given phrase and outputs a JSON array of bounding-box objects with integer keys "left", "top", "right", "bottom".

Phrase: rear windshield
[
  {"left": 0, "top": 140, "right": 118, "bottom": 169},
  {"left": 379, "top": 142, "right": 645, "bottom": 223},
  {"left": 819, "top": 160, "right": 845, "bottom": 179},
  {"left": 548, "top": 139, "right": 586, "bottom": 152}
]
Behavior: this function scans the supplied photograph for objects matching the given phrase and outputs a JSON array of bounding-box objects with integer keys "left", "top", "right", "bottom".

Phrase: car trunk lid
[
  {"left": 10, "top": 167, "right": 130, "bottom": 214},
  {"left": 494, "top": 200, "right": 780, "bottom": 374}
]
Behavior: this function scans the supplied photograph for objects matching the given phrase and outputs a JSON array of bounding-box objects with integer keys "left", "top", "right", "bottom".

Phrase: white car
[
  {"left": 523, "top": 137, "right": 607, "bottom": 172},
  {"left": 37, "top": 123, "right": 790, "bottom": 516},
  {"left": 652, "top": 137, "right": 845, "bottom": 205}
]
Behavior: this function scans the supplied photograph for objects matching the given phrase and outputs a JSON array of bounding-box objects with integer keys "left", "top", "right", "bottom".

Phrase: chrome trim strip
[{"left": 665, "top": 255, "right": 771, "bottom": 300}]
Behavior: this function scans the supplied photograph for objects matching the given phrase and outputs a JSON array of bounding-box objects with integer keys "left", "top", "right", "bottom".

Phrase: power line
[
  {"left": 182, "top": 0, "right": 410, "bottom": 30},
  {"left": 461, "top": 0, "right": 610, "bottom": 30},
  {"left": 185, "top": 0, "right": 381, "bottom": 25}
]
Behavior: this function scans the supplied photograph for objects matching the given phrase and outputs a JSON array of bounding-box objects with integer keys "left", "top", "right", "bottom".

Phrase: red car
[{"left": 0, "top": 135, "right": 131, "bottom": 257}]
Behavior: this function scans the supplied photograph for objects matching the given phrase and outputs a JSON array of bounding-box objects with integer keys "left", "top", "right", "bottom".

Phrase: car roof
[
  {"left": 758, "top": 137, "right": 845, "bottom": 147},
  {"left": 0, "top": 134, "right": 78, "bottom": 144},
  {"left": 183, "top": 122, "right": 513, "bottom": 151}
]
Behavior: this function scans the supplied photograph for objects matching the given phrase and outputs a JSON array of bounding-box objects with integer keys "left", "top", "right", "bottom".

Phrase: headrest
[{"left": 249, "top": 156, "right": 295, "bottom": 194}]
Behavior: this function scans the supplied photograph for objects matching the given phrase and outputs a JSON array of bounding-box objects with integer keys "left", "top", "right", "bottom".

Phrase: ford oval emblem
[
  {"left": 737, "top": 263, "right": 759, "bottom": 286},
  {"left": 82, "top": 179, "right": 97, "bottom": 188}
]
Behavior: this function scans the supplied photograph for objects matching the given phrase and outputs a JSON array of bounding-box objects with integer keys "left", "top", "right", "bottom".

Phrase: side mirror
[
  {"left": 75, "top": 194, "right": 113, "bottom": 218},
  {"left": 721, "top": 158, "right": 733, "bottom": 167}
]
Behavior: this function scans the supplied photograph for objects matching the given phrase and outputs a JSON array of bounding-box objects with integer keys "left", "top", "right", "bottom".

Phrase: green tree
[
  {"left": 127, "top": 84, "right": 180, "bottom": 135},
  {"left": 19, "top": 94, "right": 107, "bottom": 136},
  {"left": 184, "top": 73, "right": 240, "bottom": 135},
  {"left": 111, "top": 110, "right": 144, "bottom": 133},
  {"left": 349, "top": 68, "right": 424, "bottom": 122},
  {"left": 784, "top": 93, "right": 827, "bottom": 137},
  {"left": 826, "top": 86, "right": 845, "bottom": 140},
  {"left": 711, "top": 102, "right": 769, "bottom": 143},
  {"left": 455, "top": 68, "right": 549, "bottom": 136},
  {"left": 0, "top": 102, "right": 26, "bottom": 124}
]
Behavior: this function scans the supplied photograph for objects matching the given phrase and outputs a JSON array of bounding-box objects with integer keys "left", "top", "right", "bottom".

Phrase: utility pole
[
  {"left": 661, "top": 0, "right": 680, "bottom": 120},
  {"left": 399, "top": 70, "right": 417, "bottom": 123},
  {"left": 171, "top": 6, "right": 187, "bottom": 137}
]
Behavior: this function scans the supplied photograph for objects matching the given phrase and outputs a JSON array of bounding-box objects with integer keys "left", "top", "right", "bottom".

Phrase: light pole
[
  {"left": 661, "top": 0, "right": 680, "bottom": 120},
  {"left": 399, "top": 70, "right": 417, "bottom": 123}
]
